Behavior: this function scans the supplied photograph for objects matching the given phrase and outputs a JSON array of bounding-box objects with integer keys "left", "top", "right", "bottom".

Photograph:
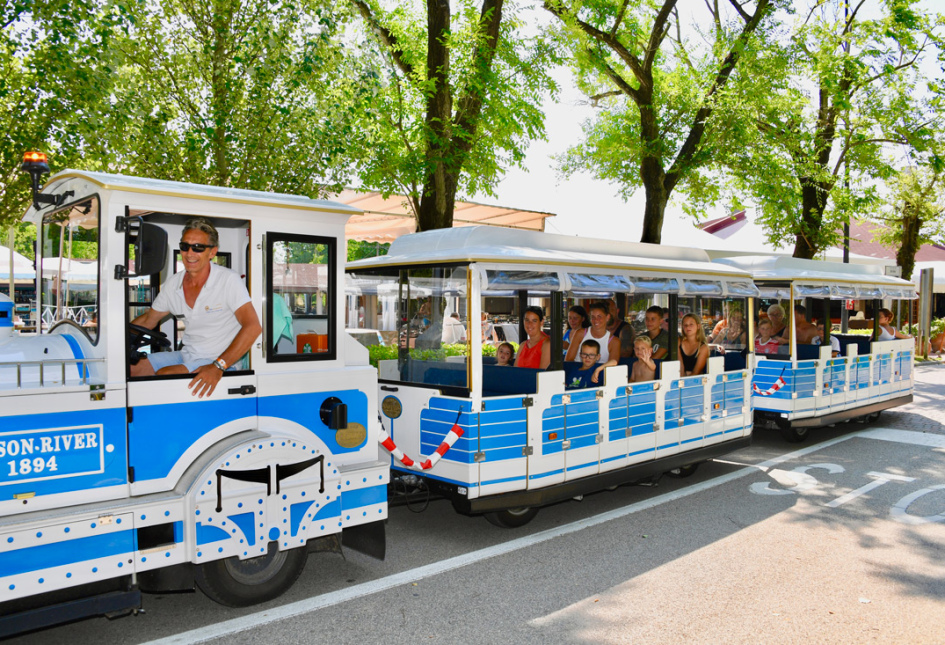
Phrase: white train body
[{"left": 0, "top": 171, "right": 387, "bottom": 634}]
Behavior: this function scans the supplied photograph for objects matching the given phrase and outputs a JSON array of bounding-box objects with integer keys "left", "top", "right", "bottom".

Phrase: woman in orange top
[{"left": 514, "top": 306, "right": 551, "bottom": 369}]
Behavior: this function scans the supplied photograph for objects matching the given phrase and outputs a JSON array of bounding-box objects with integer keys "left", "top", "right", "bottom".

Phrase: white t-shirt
[
  {"left": 441, "top": 317, "right": 467, "bottom": 344},
  {"left": 152, "top": 263, "right": 252, "bottom": 362}
]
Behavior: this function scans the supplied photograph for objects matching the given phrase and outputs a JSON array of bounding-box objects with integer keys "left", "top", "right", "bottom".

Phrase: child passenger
[
  {"left": 630, "top": 336, "right": 657, "bottom": 382},
  {"left": 495, "top": 342, "right": 515, "bottom": 366},
  {"left": 567, "top": 340, "right": 602, "bottom": 389},
  {"left": 755, "top": 319, "right": 779, "bottom": 355}
]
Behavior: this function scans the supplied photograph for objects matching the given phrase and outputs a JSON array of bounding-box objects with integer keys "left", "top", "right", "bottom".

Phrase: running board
[{"left": 791, "top": 394, "right": 913, "bottom": 428}]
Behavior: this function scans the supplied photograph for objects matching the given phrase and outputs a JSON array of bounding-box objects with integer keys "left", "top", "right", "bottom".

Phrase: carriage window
[
  {"left": 267, "top": 234, "right": 335, "bottom": 361},
  {"left": 41, "top": 197, "right": 100, "bottom": 343}
]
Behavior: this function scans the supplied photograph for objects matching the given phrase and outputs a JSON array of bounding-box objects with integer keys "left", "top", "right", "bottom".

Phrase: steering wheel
[{"left": 129, "top": 323, "right": 172, "bottom": 352}]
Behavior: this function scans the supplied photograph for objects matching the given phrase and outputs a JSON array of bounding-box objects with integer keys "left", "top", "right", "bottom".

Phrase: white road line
[
  {"left": 141, "top": 427, "right": 932, "bottom": 645},
  {"left": 860, "top": 427, "right": 945, "bottom": 448}
]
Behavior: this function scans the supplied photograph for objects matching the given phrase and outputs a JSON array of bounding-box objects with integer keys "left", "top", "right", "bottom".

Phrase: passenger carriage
[
  {"left": 714, "top": 255, "right": 917, "bottom": 442},
  {"left": 347, "top": 227, "right": 761, "bottom": 526}
]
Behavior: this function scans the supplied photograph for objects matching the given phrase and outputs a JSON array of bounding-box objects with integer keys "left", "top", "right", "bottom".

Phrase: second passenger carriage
[{"left": 347, "top": 227, "right": 760, "bottom": 526}]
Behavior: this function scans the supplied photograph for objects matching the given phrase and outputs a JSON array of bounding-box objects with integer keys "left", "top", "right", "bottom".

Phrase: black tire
[
  {"left": 484, "top": 507, "right": 539, "bottom": 528},
  {"left": 195, "top": 542, "right": 308, "bottom": 607},
  {"left": 666, "top": 463, "right": 699, "bottom": 478},
  {"left": 777, "top": 418, "right": 809, "bottom": 443},
  {"left": 869, "top": 411, "right": 882, "bottom": 423}
]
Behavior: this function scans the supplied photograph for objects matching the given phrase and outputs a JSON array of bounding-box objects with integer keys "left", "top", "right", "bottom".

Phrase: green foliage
[
  {"left": 727, "top": 0, "right": 945, "bottom": 257},
  {"left": 547, "top": 0, "right": 775, "bottom": 242},
  {"left": 350, "top": 0, "right": 559, "bottom": 229},
  {"left": 365, "top": 341, "right": 501, "bottom": 368},
  {"left": 347, "top": 240, "right": 389, "bottom": 262}
]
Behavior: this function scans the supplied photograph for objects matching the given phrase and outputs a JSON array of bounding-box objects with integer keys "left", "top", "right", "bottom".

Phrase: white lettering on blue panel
[{"left": 0, "top": 425, "right": 104, "bottom": 485}]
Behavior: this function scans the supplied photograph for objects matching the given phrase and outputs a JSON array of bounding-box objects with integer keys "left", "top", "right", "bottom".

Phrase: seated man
[
  {"left": 130, "top": 218, "right": 261, "bottom": 398},
  {"left": 812, "top": 322, "right": 841, "bottom": 357},
  {"left": 794, "top": 304, "right": 818, "bottom": 344}
]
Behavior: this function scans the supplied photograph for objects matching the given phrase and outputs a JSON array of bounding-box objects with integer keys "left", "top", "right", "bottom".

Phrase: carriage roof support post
[
  {"left": 871, "top": 299, "right": 880, "bottom": 341},
  {"left": 822, "top": 298, "right": 831, "bottom": 344},
  {"left": 517, "top": 290, "right": 528, "bottom": 346},
  {"left": 668, "top": 294, "right": 679, "bottom": 361},
  {"left": 550, "top": 291, "right": 563, "bottom": 372}
]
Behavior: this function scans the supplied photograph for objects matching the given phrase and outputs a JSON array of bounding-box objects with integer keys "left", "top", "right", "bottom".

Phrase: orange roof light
[{"left": 23, "top": 151, "right": 47, "bottom": 164}]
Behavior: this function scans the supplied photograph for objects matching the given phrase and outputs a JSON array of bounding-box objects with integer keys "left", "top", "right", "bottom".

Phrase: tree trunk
[
  {"left": 792, "top": 178, "right": 830, "bottom": 259},
  {"left": 897, "top": 211, "right": 920, "bottom": 281},
  {"left": 639, "top": 177, "right": 668, "bottom": 244}
]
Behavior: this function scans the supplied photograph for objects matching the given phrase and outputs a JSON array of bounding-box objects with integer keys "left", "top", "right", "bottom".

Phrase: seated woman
[
  {"left": 877, "top": 308, "right": 912, "bottom": 341},
  {"left": 562, "top": 305, "right": 589, "bottom": 351},
  {"left": 514, "top": 306, "right": 551, "bottom": 369},
  {"left": 679, "top": 313, "right": 709, "bottom": 377},
  {"left": 630, "top": 335, "right": 657, "bottom": 382},
  {"left": 495, "top": 342, "right": 515, "bottom": 366},
  {"left": 711, "top": 308, "right": 747, "bottom": 351}
]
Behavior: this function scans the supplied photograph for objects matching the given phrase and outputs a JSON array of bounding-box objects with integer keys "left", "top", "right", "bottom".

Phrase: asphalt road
[{"left": 11, "top": 363, "right": 945, "bottom": 645}]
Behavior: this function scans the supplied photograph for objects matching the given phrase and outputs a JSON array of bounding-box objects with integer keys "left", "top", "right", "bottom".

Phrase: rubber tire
[
  {"left": 777, "top": 419, "right": 809, "bottom": 443},
  {"left": 666, "top": 463, "right": 699, "bottom": 478},
  {"left": 869, "top": 411, "right": 882, "bottom": 423},
  {"left": 195, "top": 542, "right": 308, "bottom": 607},
  {"left": 484, "top": 507, "right": 539, "bottom": 528}
]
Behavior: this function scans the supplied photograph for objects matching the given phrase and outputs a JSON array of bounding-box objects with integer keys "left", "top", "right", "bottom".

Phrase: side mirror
[{"left": 133, "top": 222, "right": 168, "bottom": 277}]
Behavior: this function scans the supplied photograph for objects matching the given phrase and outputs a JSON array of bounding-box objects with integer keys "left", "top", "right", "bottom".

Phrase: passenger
[
  {"left": 495, "top": 342, "right": 515, "bottom": 366},
  {"left": 754, "top": 319, "right": 780, "bottom": 355},
  {"left": 630, "top": 336, "right": 657, "bottom": 383},
  {"left": 606, "top": 299, "right": 635, "bottom": 359},
  {"left": 711, "top": 308, "right": 747, "bottom": 350},
  {"left": 481, "top": 312, "right": 497, "bottom": 345},
  {"left": 442, "top": 312, "right": 467, "bottom": 344},
  {"left": 812, "top": 322, "right": 840, "bottom": 357},
  {"left": 877, "top": 308, "right": 912, "bottom": 341},
  {"left": 514, "top": 305, "right": 551, "bottom": 369},
  {"left": 567, "top": 339, "right": 602, "bottom": 389},
  {"left": 564, "top": 301, "right": 621, "bottom": 366},
  {"left": 766, "top": 304, "right": 789, "bottom": 344},
  {"left": 562, "top": 305, "right": 589, "bottom": 351},
  {"left": 679, "top": 313, "right": 709, "bottom": 377},
  {"left": 794, "top": 304, "right": 818, "bottom": 344},
  {"left": 643, "top": 305, "right": 669, "bottom": 359},
  {"left": 129, "top": 218, "right": 261, "bottom": 398}
]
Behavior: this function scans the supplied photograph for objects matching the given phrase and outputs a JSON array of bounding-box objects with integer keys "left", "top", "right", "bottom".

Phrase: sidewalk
[{"left": 881, "top": 361, "right": 945, "bottom": 434}]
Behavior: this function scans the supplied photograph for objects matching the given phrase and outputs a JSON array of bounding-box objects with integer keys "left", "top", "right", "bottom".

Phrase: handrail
[{"left": 0, "top": 357, "right": 105, "bottom": 388}]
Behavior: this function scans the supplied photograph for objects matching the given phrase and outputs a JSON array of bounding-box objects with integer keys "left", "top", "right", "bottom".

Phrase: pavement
[{"left": 878, "top": 361, "right": 945, "bottom": 433}]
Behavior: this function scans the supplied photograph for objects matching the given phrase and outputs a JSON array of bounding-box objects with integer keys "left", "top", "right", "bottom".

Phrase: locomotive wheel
[
  {"left": 776, "top": 418, "right": 809, "bottom": 443},
  {"left": 195, "top": 542, "right": 307, "bottom": 607},
  {"left": 484, "top": 506, "right": 539, "bottom": 528},
  {"left": 666, "top": 463, "right": 699, "bottom": 478}
]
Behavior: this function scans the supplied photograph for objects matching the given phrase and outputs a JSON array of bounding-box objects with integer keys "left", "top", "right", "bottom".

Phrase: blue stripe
[
  {"left": 529, "top": 468, "right": 564, "bottom": 480},
  {"left": 681, "top": 437, "right": 701, "bottom": 445},
  {"left": 657, "top": 442, "right": 679, "bottom": 450},
  {"left": 0, "top": 530, "right": 134, "bottom": 577},
  {"left": 312, "top": 498, "right": 341, "bottom": 520},
  {"left": 341, "top": 484, "right": 386, "bottom": 510},
  {"left": 481, "top": 474, "right": 527, "bottom": 486},
  {"left": 196, "top": 522, "right": 230, "bottom": 545},
  {"left": 601, "top": 454, "right": 624, "bottom": 464},
  {"left": 59, "top": 333, "right": 85, "bottom": 378},
  {"left": 566, "top": 460, "right": 599, "bottom": 472},
  {"left": 629, "top": 447, "right": 656, "bottom": 457}
]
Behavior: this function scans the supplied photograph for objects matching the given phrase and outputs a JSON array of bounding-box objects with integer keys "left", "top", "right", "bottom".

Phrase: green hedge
[{"left": 366, "top": 342, "right": 514, "bottom": 368}]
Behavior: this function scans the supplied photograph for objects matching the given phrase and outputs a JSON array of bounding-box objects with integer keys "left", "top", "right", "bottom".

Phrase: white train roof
[
  {"left": 28, "top": 170, "right": 361, "bottom": 217},
  {"left": 347, "top": 226, "right": 761, "bottom": 297},
  {"left": 715, "top": 255, "right": 918, "bottom": 300}
]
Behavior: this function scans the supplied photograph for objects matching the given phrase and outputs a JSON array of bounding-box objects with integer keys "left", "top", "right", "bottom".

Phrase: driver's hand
[{"left": 189, "top": 363, "right": 223, "bottom": 398}]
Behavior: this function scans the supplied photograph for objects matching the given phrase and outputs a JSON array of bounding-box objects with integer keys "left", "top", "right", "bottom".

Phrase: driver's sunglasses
[{"left": 179, "top": 242, "right": 211, "bottom": 253}]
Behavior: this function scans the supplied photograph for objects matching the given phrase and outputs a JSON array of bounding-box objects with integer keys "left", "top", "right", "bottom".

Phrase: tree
[
  {"left": 90, "top": 0, "right": 369, "bottom": 195},
  {"left": 873, "top": 164, "right": 945, "bottom": 281},
  {"left": 349, "top": 0, "right": 556, "bottom": 231},
  {"left": 731, "top": 0, "right": 944, "bottom": 258},
  {"left": 0, "top": 0, "right": 123, "bottom": 228},
  {"left": 544, "top": 0, "right": 774, "bottom": 244}
]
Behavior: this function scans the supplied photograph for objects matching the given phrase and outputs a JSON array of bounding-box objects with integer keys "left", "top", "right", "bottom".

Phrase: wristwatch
[{"left": 212, "top": 357, "right": 227, "bottom": 371}]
